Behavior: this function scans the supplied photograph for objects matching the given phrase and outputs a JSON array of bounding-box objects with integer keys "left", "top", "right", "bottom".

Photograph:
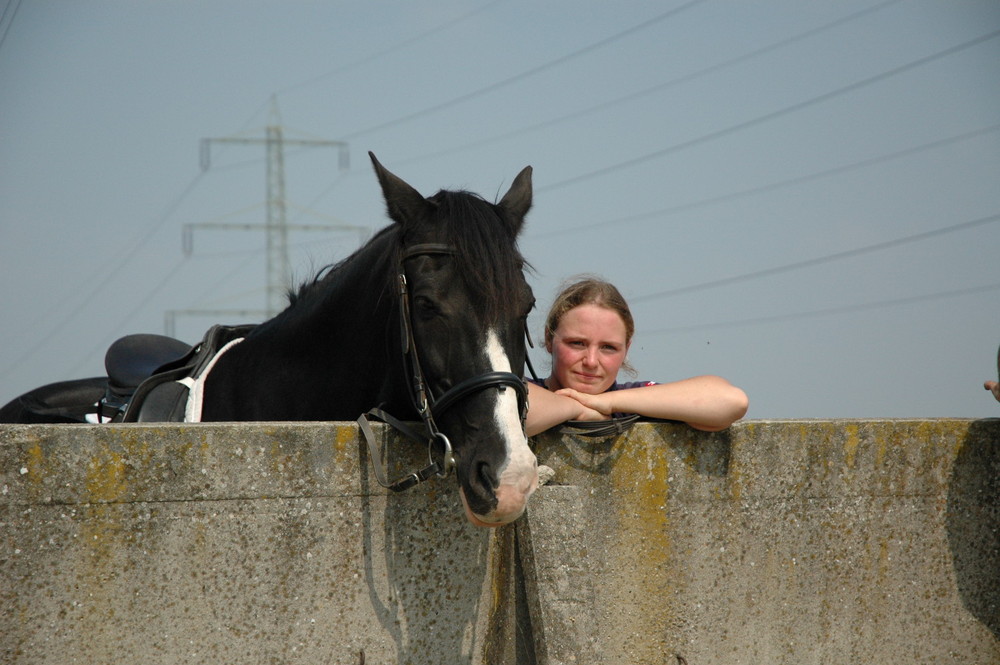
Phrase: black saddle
[
  {"left": 101, "top": 324, "right": 255, "bottom": 422},
  {"left": 103, "top": 334, "right": 192, "bottom": 407},
  {"left": 0, "top": 324, "right": 254, "bottom": 425}
]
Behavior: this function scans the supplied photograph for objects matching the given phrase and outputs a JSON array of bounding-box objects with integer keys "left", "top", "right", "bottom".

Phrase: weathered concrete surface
[
  {"left": 0, "top": 422, "right": 517, "bottom": 665},
  {"left": 524, "top": 419, "right": 1000, "bottom": 664},
  {"left": 1, "top": 420, "right": 998, "bottom": 665}
]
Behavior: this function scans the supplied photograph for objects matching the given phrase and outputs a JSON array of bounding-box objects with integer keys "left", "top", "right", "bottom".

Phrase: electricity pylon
[{"left": 170, "top": 97, "right": 367, "bottom": 336}]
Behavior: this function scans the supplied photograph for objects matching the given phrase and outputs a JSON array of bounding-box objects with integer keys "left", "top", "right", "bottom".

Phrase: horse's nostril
[{"left": 476, "top": 461, "right": 497, "bottom": 490}]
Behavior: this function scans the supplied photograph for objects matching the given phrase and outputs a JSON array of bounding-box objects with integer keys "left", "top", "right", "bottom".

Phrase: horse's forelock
[{"left": 427, "top": 190, "right": 526, "bottom": 322}]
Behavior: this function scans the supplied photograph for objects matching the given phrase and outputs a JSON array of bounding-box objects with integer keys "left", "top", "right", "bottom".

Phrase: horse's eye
[{"left": 413, "top": 296, "right": 439, "bottom": 318}]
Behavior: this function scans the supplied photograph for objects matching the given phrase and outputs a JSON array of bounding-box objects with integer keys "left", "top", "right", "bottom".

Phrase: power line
[
  {"left": 530, "top": 122, "right": 1000, "bottom": 239},
  {"left": 4, "top": 90, "right": 290, "bottom": 377},
  {"left": 296, "top": 0, "right": 909, "bottom": 215},
  {"left": 631, "top": 211, "right": 1000, "bottom": 304},
  {"left": 273, "top": 169, "right": 353, "bottom": 233},
  {"left": 0, "top": 172, "right": 206, "bottom": 378},
  {"left": 182, "top": 253, "right": 264, "bottom": 308},
  {"left": 64, "top": 256, "right": 191, "bottom": 378},
  {"left": 290, "top": 0, "right": 711, "bottom": 210},
  {"left": 160, "top": 226, "right": 363, "bottom": 332},
  {"left": 540, "top": 28, "right": 1000, "bottom": 193},
  {"left": 275, "top": 0, "right": 511, "bottom": 96},
  {"left": 197, "top": 98, "right": 354, "bottom": 317},
  {"left": 643, "top": 281, "right": 1000, "bottom": 335},
  {"left": 385, "top": 0, "right": 905, "bottom": 170},
  {"left": 340, "top": 0, "right": 709, "bottom": 140},
  {"left": 232, "top": 2, "right": 514, "bottom": 183},
  {"left": 183, "top": 218, "right": 358, "bottom": 261},
  {"left": 0, "top": 0, "right": 21, "bottom": 53}
]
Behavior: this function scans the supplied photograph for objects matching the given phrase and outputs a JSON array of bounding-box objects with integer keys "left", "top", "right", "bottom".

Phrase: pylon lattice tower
[{"left": 169, "top": 98, "right": 366, "bottom": 336}]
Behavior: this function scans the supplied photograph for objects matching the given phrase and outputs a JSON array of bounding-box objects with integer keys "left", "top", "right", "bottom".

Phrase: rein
[{"left": 358, "top": 243, "right": 528, "bottom": 492}]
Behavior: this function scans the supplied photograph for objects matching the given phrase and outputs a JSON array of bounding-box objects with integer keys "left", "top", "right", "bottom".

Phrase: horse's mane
[
  {"left": 286, "top": 225, "right": 396, "bottom": 309},
  {"left": 286, "top": 188, "right": 527, "bottom": 322}
]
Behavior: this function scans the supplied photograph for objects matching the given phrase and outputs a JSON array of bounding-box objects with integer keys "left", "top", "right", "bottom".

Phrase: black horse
[{"left": 1, "top": 153, "right": 539, "bottom": 526}]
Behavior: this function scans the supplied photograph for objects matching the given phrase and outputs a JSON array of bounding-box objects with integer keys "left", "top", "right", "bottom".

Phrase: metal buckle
[{"left": 430, "top": 432, "right": 455, "bottom": 478}]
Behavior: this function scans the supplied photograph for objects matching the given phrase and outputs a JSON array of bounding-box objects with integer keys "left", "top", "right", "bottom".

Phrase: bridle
[{"left": 357, "top": 243, "right": 529, "bottom": 492}]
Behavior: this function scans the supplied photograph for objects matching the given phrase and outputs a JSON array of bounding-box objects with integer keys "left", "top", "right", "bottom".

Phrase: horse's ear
[
  {"left": 498, "top": 165, "right": 532, "bottom": 234},
  {"left": 369, "top": 151, "right": 430, "bottom": 225}
]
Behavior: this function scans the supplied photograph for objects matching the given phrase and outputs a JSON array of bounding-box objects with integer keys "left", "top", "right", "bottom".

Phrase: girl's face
[{"left": 546, "top": 304, "right": 629, "bottom": 394}]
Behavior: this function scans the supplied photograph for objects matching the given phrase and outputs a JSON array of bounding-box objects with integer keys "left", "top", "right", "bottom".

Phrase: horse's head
[{"left": 370, "top": 152, "right": 537, "bottom": 527}]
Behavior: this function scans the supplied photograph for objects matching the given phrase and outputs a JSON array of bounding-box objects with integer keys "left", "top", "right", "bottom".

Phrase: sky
[{"left": 1, "top": 0, "right": 999, "bottom": 419}]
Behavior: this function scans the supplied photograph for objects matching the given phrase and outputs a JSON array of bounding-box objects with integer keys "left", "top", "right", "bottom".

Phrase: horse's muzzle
[{"left": 459, "top": 459, "right": 539, "bottom": 527}]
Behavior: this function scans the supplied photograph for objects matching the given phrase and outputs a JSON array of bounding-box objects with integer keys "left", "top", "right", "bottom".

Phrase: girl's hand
[
  {"left": 525, "top": 382, "right": 607, "bottom": 436},
  {"left": 554, "top": 388, "right": 613, "bottom": 417},
  {"left": 566, "top": 401, "right": 609, "bottom": 422}
]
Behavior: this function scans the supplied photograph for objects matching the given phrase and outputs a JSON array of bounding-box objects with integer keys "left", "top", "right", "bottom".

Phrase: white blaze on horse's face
[{"left": 460, "top": 329, "right": 538, "bottom": 527}]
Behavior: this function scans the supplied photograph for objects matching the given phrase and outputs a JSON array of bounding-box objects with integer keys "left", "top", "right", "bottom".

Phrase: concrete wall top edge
[{"left": 3, "top": 420, "right": 996, "bottom": 509}]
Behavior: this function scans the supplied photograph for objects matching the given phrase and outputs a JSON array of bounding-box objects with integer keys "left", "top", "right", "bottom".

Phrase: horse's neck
[
  {"left": 271, "top": 235, "right": 396, "bottom": 346},
  {"left": 202, "top": 241, "right": 408, "bottom": 420}
]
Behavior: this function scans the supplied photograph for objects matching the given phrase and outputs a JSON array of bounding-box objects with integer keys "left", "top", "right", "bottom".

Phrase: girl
[{"left": 525, "top": 278, "right": 748, "bottom": 436}]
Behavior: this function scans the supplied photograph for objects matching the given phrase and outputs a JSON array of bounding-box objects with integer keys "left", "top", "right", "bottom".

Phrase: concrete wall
[
  {"left": 524, "top": 419, "right": 999, "bottom": 664},
  {"left": 1, "top": 420, "right": 998, "bottom": 664}
]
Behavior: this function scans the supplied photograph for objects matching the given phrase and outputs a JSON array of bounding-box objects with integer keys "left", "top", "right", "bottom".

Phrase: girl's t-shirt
[{"left": 526, "top": 378, "right": 656, "bottom": 391}]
